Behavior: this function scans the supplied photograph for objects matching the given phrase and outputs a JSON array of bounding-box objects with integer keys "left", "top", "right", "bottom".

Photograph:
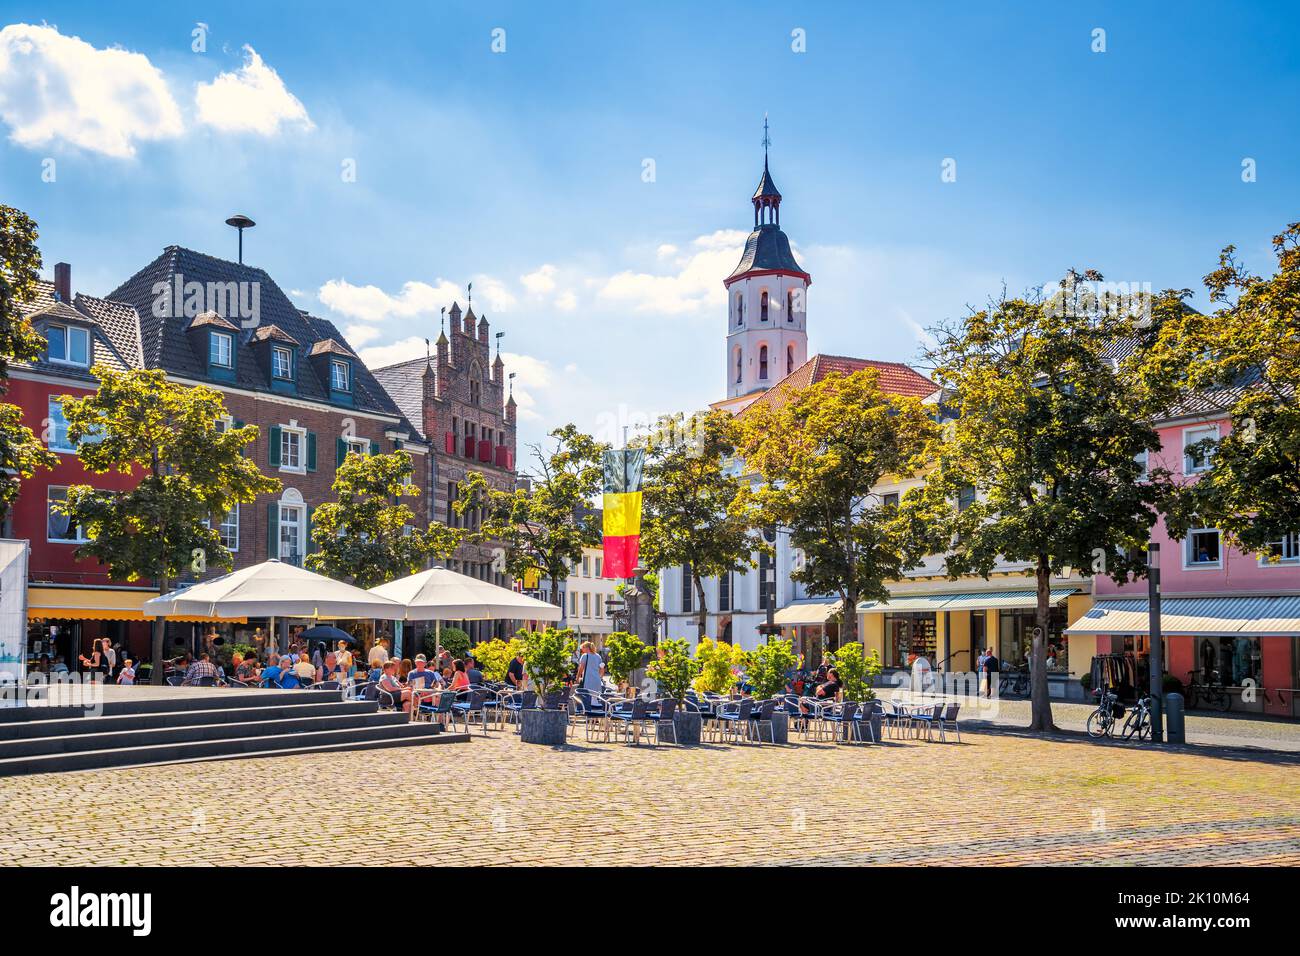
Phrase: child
[{"left": 117, "top": 659, "right": 136, "bottom": 686}]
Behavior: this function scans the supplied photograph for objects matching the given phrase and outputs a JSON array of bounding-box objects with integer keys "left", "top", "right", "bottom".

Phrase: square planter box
[
  {"left": 767, "top": 711, "right": 789, "bottom": 744},
  {"left": 520, "top": 707, "right": 568, "bottom": 745},
  {"left": 671, "top": 710, "right": 703, "bottom": 746}
]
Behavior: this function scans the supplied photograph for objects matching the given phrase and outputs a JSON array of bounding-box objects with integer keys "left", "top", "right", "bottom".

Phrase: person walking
[
  {"left": 976, "top": 647, "right": 989, "bottom": 696},
  {"left": 983, "top": 647, "right": 1000, "bottom": 698},
  {"left": 576, "top": 641, "right": 605, "bottom": 694}
]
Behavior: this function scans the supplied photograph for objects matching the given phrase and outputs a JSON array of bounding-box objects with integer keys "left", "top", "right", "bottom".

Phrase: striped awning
[
  {"left": 27, "top": 587, "right": 245, "bottom": 623},
  {"left": 1064, "top": 596, "right": 1300, "bottom": 637},
  {"left": 773, "top": 600, "right": 841, "bottom": 625},
  {"left": 859, "top": 588, "right": 1078, "bottom": 613}
]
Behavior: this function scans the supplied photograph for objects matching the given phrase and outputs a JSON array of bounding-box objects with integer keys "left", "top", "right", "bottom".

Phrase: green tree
[
  {"left": 0, "top": 206, "right": 58, "bottom": 518},
  {"left": 1134, "top": 223, "right": 1300, "bottom": 554},
  {"left": 520, "top": 626, "right": 577, "bottom": 704},
  {"left": 639, "top": 410, "right": 760, "bottom": 638},
  {"left": 470, "top": 636, "right": 525, "bottom": 682},
  {"left": 457, "top": 424, "right": 606, "bottom": 607},
  {"left": 59, "top": 367, "right": 279, "bottom": 682},
  {"left": 692, "top": 636, "right": 742, "bottom": 694},
  {"left": 306, "top": 450, "right": 461, "bottom": 587},
  {"left": 603, "top": 630, "right": 649, "bottom": 687},
  {"left": 733, "top": 368, "right": 939, "bottom": 646},
  {"left": 425, "top": 625, "right": 470, "bottom": 661},
  {"left": 742, "top": 638, "right": 799, "bottom": 699},
  {"left": 830, "top": 642, "right": 883, "bottom": 702},
  {"left": 908, "top": 272, "right": 1170, "bottom": 731},
  {"left": 646, "top": 638, "right": 700, "bottom": 702}
]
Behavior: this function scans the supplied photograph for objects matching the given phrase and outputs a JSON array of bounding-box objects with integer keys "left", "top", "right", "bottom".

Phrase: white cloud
[
  {"left": 343, "top": 323, "right": 381, "bottom": 346},
  {"left": 520, "top": 264, "right": 557, "bottom": 296},
  {"left": 318, "top": 277, "right": 463, "bottom": 323},
  {"left": 554, "top": 290, "right": 578, "bottom": 311},
  {"left": 596, "top": 229, "right": 749, "bottom": 316},
  {"left": 470, "top": 274, "right": 516, "bottom": 313},
  {"left": 499, "top": 351, "right": 551, "bottom": 421},
  {"left": 656, "top": 243, "right": 678, "bottom": 259},
  {"left": 357, "top": 336, "right": 431, "bottom": 369},
  {"left": 195, "top": 45, "right": 313, "bottom": 135},
  {"left": 0, "top": 23, "right": 183, "bottom": 158}
]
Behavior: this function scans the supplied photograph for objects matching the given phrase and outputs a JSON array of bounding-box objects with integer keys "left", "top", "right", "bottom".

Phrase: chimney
[{"left": 54, "top": 262, "right": 72, "bottom": 303}]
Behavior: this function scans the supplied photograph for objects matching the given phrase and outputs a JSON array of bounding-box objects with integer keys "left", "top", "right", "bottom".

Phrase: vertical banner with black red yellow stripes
[{"left": 602, "top": 448, "right": 644, "bottom": 578}]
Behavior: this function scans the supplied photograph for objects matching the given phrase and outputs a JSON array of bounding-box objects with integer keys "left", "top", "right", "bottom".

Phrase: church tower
[{"left": 722, "top": 126, "right": 810, "bottom": 403}]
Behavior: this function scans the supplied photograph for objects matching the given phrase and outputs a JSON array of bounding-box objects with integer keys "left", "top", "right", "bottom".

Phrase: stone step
[
  {"left": 0, "top": 688, "right": 328, "bottom": 724},
  {"left": 0, "top": 720, "right": 457, "bottom": 776},
  {"left": 0, "top": 700, "right": 379, "bottom": 741},
  {"left": 0, "top": 709, "right": 411, "bottom": 759}
]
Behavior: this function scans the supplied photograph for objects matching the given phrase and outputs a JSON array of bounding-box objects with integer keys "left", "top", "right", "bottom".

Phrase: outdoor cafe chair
[
  {"left": 607, "top": 697, "right": 649, "bottom": 745},
  {"left": 884, "top": 699, "right": 914, "bottom": 739},
  {"left": 310, "top": 680, "right": 342, "bottom": 692},
  {"left": 799, "top": 697, "right": 837, "bottom": 742},
  {"left": 499, "top": 690, "right": 537, "bottom": 732},
  {"left": 412, "top": 688, "right": 456, "bottom": 727},
  {"left": 851, "top": 699, "right": 880, "bottom": 744},
  {"left": 909, "top": 702, "right": 945, "bottom": 742},
  {"left": 822, "top": 701, "right": 861, "bottom": 744},
  {"left": 450, "top": 689, "right": 490, "bottom": 736},
  {"left": 711, "top": 699, "right": 755, "bottom": 744},
  {"left": 936, "top": 702, "right": 961, "bottom": 743},
  {"left": 344, "top": 680, "right": 374, "bottom": 702},
  {"left": 571, "top": 688, "right": 607, "bottom": 740},
  {"left": 749, "top": 698, "right": 778, "bottom": 744},
  {"left": 641, "top": 696, "right": 677, "bottom": 745}
]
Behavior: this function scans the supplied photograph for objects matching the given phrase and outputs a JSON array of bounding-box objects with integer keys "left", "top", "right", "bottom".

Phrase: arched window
[
  {"left": 735, "top": 347, "right": 743, "bottom": 384},
  {"left": 759, "top": 345, "right": 768, "bottom": 380},
  {"left": 760, "top": 290, "right": 769, "bottom": 322},
  {"left": 736, "top": 293, "right": 744, "bottom": 326},
  {"left": 786, "top": 289, "right": 795, "bottom": 321},
  {"left": 787, "top": 344, "right": 795, "bottom": 375}
]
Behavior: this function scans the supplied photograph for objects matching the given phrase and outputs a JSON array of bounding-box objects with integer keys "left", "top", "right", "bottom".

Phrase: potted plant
[
  {"left": 604, "top": 631, "right": 648, "bottom": 696},
  {"left": 519, "top": 627, "right": 576, "bottom": 745},
  {"left": 470, "top": 637, "right": 526, "bottom": 683},
  {"left": 647, "top": 638, "right": 703, "bottom": 744},
  {"left": 744, "top": 638, "right": 798, "bottom": 743},
  {"left": 830, "top": 643, "right": 884, "bottom": 742}
]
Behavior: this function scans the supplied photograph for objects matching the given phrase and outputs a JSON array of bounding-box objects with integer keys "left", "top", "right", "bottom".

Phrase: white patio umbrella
[
  {"left": 369, "top": 566, "right": 563, "bottom": 621},
  {"left": 143, "top": 560, "right": 408, "bottom": 650}
]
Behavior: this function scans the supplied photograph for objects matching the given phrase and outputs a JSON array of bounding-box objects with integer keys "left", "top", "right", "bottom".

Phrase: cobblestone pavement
[{"left": 1, "top": 726, "right": 1297, "bottom": 866}]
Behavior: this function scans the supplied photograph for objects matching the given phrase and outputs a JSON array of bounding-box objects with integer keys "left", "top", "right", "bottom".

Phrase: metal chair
[
  {"left": 936, "top": 702, "right": 961, "bottom": 742},
  {"left": 412, "top": 688, "right": 457, "bottom": 727},
  {"left": 884, "top": 699, "right": 913, "bottom": 739},
  {"left": 823, "top": 701, "right": 861, "bottom": 744},
  {"left": 607, "top": 698, "right": 649, "bottom": 744},
  {"left": 500, "top": 690, "right": 537, "bottom": 732},
  {"left": 909, "top": 702, "right": 944, "bottom": 741},
  {"left": 711, "top": 699, "right": 755, "bottom": 744},
  {"left": 798, "top": 697, "right": 835, "bottom": 741},
  {"left": 450, "top": 689, "right": 490, "bottom": 736},
  {"left": 852, "top": 699, "right": 880, "bottom": 743},
  {"left": 644, "top": 697, "right": 678, "bottom": 745},
  {"left": 750, "top": 698, "right": 778, "bottom": 744}
]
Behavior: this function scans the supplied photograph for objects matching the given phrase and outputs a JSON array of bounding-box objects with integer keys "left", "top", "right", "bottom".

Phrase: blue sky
[{"left": 1, "top": 1, "right": 1297, "bottom": 449}]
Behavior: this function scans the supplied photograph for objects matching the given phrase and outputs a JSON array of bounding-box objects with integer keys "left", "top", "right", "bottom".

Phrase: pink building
[{"left": 1069, "top": 409, "right": 1299, "bottom": 717}]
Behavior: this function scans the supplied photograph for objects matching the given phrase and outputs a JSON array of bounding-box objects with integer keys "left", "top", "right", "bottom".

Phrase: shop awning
[
  {"left": 27, "top": 587, "right": 245, "bottom": 623},
  {"left": 1064, "top": 596, "right": 1300, "bottom": 637},
  {"left": 859, "top": 588, "right": 1078, "bottom": 613},
  {"left": 773, "top": 600, "right": 842, "bottom": 625}
]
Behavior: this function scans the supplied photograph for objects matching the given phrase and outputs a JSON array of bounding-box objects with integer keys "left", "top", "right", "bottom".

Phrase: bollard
[{"left": 1164, "top": 692, "right": 1185, "bottom": 744}]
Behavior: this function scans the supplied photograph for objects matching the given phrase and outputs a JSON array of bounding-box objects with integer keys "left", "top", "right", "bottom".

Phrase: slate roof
[
  {"left": 753, "top": 159, "right": 781, "bottom": 200},
  {"left": 106, "top": 246, "right": 409, "bottom": 424},
  {"left": 370, "top": 357, "right": 431, "bottom": 438},
  {"left": 739, "top": 353, "right": 939, "bottom": 417},
  {"left": 725, "top": 224, "right": 809, "bottom": 284},
  {"left": 16, "top": 280, "right": 144, "bottom": 383}
]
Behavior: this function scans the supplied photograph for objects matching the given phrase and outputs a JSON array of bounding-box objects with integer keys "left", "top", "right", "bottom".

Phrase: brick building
[{"left": 372, "top": 301, "right": 519, "bottom": 640}]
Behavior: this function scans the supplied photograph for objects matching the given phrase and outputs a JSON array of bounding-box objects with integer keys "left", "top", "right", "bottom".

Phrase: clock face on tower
[{"left": 722, "top": 148, "right": 810, "bottom": 403}]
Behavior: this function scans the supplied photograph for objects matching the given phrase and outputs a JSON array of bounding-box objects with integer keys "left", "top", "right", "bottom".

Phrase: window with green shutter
[
  {"left": 370, "top": 439, "right": 381, "bottom": 456},
  {"left": 267, "top": 501, "right": 279, "bottom": 559},
  {"left": 306, "top": 431, "right": 317, "bottom": 471},
  {"left": 336, "top": 437, "right": 347, "bottom": 471},
  {"left": 269, "top": 425, "right": 282, "bottom": 468}
]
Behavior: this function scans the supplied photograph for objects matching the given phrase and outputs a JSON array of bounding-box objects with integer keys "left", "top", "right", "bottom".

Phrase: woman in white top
[{"left": 576, "top": 641, "right": 605, "bottom": 694}]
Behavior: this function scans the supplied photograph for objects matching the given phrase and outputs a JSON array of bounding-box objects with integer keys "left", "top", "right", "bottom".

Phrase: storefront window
[
  {"left": 886, "top": 612, "right": 937, "bottom": 668},
  {"left": 998, "top": 607, "right": 1068, "bottom": 671},
  {"left": 1193, "top": 635, "right": 1262, "bottom": 686}
]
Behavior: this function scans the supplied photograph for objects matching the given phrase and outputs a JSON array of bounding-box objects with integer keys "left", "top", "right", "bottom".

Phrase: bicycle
[
  {"left": 1185, "top": 669, "right": 1232, "bottom": 712},
  {"left": 1087, "top": 689, "right": 1123, "bottom": 738},
  {"left": 1120, "top": 693, "right": 1152, "bottom": 741},
  {"left": 1001, "top": 665, "right": 1030, "bottom": 697}
]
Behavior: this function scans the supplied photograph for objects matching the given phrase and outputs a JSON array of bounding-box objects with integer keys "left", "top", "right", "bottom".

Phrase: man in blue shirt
[
  {"left": 465, "top": 655, "right": 484, "bottom": 685},
  {"left": 259, "top": 654, "right": 285, "bottom": 687}
]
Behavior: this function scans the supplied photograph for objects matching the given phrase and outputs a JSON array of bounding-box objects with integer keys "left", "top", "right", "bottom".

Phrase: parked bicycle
[
  {"left": 1086, "top": 689, "right": 1123, "bottom": 738},
  {"left": 1001, "top": 664, "right": 1030, "bottom": 697},
  {"left": 1185, "top": 669, "right": 1232, "bottom": 712},
  {"left": 1120, "top": 693, "right": 1152, "bottom": 741}
]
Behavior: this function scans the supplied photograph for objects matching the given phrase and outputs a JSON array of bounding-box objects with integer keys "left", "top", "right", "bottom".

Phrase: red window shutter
[
  {"left": 494, "top": 445, "right": 507, "bottom": 467},
  {"left": 463, "top": 436, "right": 474, "bottom": 458},
  {"left": 477, "top": 439, "right": 491, "bottom": 462},
  {"left": 445, "top": 431, "right": 455, "bottom": 454}
]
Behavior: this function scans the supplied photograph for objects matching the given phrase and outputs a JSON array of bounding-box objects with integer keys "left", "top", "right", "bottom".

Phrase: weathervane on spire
[
  {"left": 467, "top": 281, "right": 473, "bottom": 309},
  {"left": 495, "top": 330, "right": 504, "bottom": 357},
  {"left": 439, "top": 306, "right": 446, "bottom": 335},
  {"left": 762, "top": 113, "right": 771, "bottom": 161}
]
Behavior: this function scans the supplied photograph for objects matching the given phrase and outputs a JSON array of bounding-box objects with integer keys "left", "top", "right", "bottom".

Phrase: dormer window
[
  {"left": 210, "top": 331, "right": 233, "bottom": 369},
  {"left": 330, "top": 358, "right": 351, "bottom": 393},
  {"left": 47, "top": 324, "right": 90, "bottom": 366},
  {"left": 272, "top": 346, "right": 293, "bottom": 380}
]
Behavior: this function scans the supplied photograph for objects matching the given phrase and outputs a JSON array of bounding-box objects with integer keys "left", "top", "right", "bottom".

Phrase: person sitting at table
[
  {"left": 236, "top": 653, "right": 259, "bottom": 684},
  {"left": 259, "top": 654, "right": 285, "bottom": 687},
  {"left": 407, "top": 655, "right": 439, "bottom": 689},
  {"left": 800, "top": 667, "right": 843, "bottom": 713},
  {"left": 448, "top": 659, "right": 470, "bottom": 692},
  {"left": 292, "top": 652, "right": 316, "bottom": 682},
  {"left": 320, "top": 651, "right": 344, "bottom": 683},
  {"left": 376, "top": 660, "right": 410, "bottom": 712}
]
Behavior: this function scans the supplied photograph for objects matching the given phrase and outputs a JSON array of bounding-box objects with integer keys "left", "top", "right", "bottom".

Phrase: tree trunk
[
  {"left": 841, "top": 587, "right": 858, "bottom": 645},
  {"left": 1029, "top": 557, "right": 1056, "bottom": 732},
  {"left": 150, "top": 573, "right": 168, "bottom": 685},
  {"left": 550, "top": 574, "right": 561, "bottom": 614},
  {"left": 693, "top": 572, "right": 708, "bottom": 640}
]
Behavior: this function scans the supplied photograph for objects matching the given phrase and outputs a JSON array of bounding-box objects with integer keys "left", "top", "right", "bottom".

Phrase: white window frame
[
  {"left": 1183, "top": 425, "right": 1219, "bottom": 475},
  {"left": 272, "top": 345, "right": 293, "bottom": 380},
  {"left": 210, "top": 331, "right": 234, "bottom": 368},
  {"left": 1259, "top": 532, "right": 1300, "bottom": 566},
  {"left": 344, "top": 436, "right": 369, "bottom": 458},
  {"left": 330, "top": 358, "right": 351, "bottom": 392},
  {"left": 1183, "top": 527, "right": 1223, "bottom": 570},
  {"left": 278, "top": 502, "right": 304, "bottom": 564},
  {"left": 1134, "top": 449, "right": 1149, "bottom": 481},
  {"left": 279, "top": 425, "right": 306, "bottom": 474},
  {"left": 219, "top": 503, "right": 240, "bottom": 553},
  {"left": 46, "top": 486, "right": 88, "bottom": 543},
  {"left": 47, "top": 397, "right": 74, "bottom": 453},
  {"left": 47, "top": 324, "right": 90, "bottom": 367}
]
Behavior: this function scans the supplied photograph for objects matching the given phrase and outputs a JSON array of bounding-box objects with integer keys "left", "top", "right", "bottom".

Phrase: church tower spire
[{"left": 720, "top": 119, "right": 811, "bottom": 406}]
